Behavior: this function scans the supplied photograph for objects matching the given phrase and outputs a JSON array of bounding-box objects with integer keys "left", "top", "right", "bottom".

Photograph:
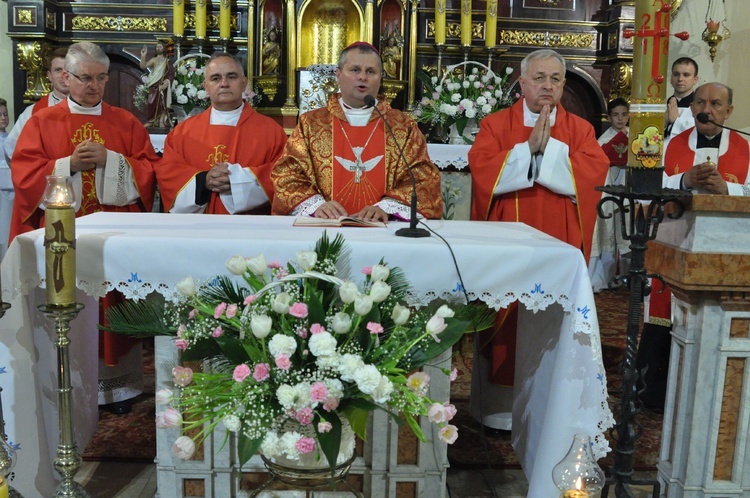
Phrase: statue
[
  {"left": 261, "top": 24, "right": 282, "bottom": 75},
  {"left": 137, "top": 40, "right": 174, "bottom": 129},
  {"left": 381, "top": 26, "right": 403, "bottom": 80}
]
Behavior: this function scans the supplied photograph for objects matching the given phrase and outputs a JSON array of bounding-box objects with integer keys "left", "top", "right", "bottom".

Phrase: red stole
[
  {"left": 332, "top": 118, "right": 387, "bottom": 214},
  {"left": 68, "top": 115, "right": 106, "bottom": 215},
  {"left": 664, "top": 129, "right": 749, "bottom": 183}
]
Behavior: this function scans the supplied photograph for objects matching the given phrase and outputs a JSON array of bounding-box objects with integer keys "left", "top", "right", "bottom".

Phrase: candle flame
[{"left": 575, "top": 476, "right": 583, "bottom": 490}]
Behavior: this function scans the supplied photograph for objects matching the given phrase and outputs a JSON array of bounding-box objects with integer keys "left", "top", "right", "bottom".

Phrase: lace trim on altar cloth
[{"left": 431, "top": 156, "right": 470, "bottom": 171}]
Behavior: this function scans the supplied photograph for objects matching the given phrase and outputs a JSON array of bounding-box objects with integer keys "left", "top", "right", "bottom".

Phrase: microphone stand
[
  {"left": 696, "top": 113, "right": 750, "bottom": 137},
  {"left": 366, "top": 96, "right": 430, "bottom": 238}
]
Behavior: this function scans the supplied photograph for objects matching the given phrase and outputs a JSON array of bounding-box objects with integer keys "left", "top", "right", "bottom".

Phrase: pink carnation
[
  {"left": 309, "top": 381, "right": 328, "bottom": 403},
  {"left": 189, "top": 308, "right": 199, "bottom": 319},
  {"left": 243, "top": 295, "right": 257, "bottom": 305},
  {"left": 361, "top": 266, "right": 372, "bottom": 275},
  {"left": 289, "top": 302, "right": 308, "bottom": 318},
  {"left": 253, "top": 363, "right": 270, "bottom": 382},
  {"left": 233, "top": 363, "right": 251, "bottom": 382},
  {"left": 275, "top": 354, "right": 292, "bottom": 371},
  {"left": 268, "top": 261, "right": 283, "bottom": 269},
  {"left": 296, "top": 327, "right": 309, "bottom": 339},
  {"left": 214, "top": 302, "right": 227, "bottom": 318},
  {"left": 367, "top": 322, "right": 384, "bottom": 335},
  {"left": 177, "top": 324, "right": 186, "bottom": 338},
  {"left": 323, "top": 396, "right": 340, "bottom": 412},
  {"left": 310, "top": 323, "right": 326, "bottom": 335},
  {"left": 296, "top": 407, "right": 314, "bottom": 425},
  {"left": 318, "top": 421, "right": 333, "bottom": 433},
  {"left": 212, "top": 325, "right": 223, "bottom": 338},
  {"left": 175, "top": 339, "right": 189, "bottom": 351},
  {"left": 226, "top": 304, "right": 238, "bottom": 319},
  {"left": 295, "top": 437, "right": 316, "bottom": 454},
  {"left": 172, "top": 366, "right": 193, "bottom": 387}
]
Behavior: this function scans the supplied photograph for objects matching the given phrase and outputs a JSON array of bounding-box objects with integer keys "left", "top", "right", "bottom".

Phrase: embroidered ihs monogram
[
  {"left": 70, "top": 123, "right": 105, "bottom": 146},
  {"left": 206, "top": 144, "right": 229, "bottom": 167}
]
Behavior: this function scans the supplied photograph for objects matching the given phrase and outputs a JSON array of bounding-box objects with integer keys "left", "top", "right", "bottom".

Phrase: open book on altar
[{"left": 293, "top": 216, "right": 387, "bottom": 228}]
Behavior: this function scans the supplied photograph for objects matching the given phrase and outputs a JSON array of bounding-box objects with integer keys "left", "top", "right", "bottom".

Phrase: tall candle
[
  {"left": 195, "top": 0, "right": 207, "bottom": 39},
  {"left": 42, "top": 176, "right": 76, "bottom": 308},
  {"left": 461, "top": 0, "right": 472, "bottom": 46},
  {"left": 435, "top": 0, "right": 446, "bottom": 45},
  {"left": 485, "top": 0, "right": 497, "bottom": 47},
  {"left": 173, "top": 0, "right": 185, "bottom": 36},
  {"left": 219, "top": 0, "right": 231, "bottom": 39},
  {"left": 0, "top": 477, "right": 8, "bottom": 498}
]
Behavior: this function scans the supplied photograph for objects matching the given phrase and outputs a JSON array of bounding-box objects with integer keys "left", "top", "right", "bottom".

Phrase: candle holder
[
  {"left": 196, "top": 37, "right": 206, "bottom": 54},
  {"left": 435, "top": 43, "right": 445, "bottom": 75},
  {"left": 173, "top": 34, "right": 184, "bottom": 60},
  {"left": 219, "top": 37, "right": 231, "bottom": 53},
  {"left": 552, "top": 433, "right": 605, "bottom": 497},
  {"left": 462, "top": 45, "right": 470, "bottom": 62},
  {"left": 39, "top": 303, "right": 88, "bottom": 498},
  {"left": 596, "top": 185, "right": 689, "bottom": 498},
  {"left": 485, "top": 45, "right": 496, "bottom": 67}
]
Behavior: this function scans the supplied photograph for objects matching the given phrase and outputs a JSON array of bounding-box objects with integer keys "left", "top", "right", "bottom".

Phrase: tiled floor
[{"left": 74, "top": 461, "right": 660, "bottom": 497}]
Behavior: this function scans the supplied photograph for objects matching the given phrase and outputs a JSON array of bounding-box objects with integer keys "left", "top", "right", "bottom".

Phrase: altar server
[
  {"left": 157, "top": 52, "right": 287, "bottom": 214},
  {"left": 271, "top": 42, "right": 442, "bottom": 222},
  {"left": 468, "top": 48, "right": 608, "bottom": 433}
]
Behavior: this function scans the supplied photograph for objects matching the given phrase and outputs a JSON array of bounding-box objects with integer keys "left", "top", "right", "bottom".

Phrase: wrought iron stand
[{"left": 596, "top": 186, "right": 688, "bottom": 498}]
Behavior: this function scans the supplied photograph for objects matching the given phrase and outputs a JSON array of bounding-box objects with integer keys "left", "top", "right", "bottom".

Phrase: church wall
[{"left": 0, "top": 6, "right": 14, "bottom": 123}]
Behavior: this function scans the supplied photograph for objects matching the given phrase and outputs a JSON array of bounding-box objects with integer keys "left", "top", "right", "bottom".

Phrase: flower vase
[{"left": 448, "top": 118, "right": 479, "bottom": 144}]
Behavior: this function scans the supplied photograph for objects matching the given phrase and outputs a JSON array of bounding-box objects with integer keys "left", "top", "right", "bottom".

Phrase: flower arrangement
[
  {"left": 109, "top": 234, "right": 491, "bottom": 475},
  {"left": 171, "top": 54, "right": 211, "bottom": 115},
  {"left": 413, "top": 61, "right": 516, "bottom": 144}
]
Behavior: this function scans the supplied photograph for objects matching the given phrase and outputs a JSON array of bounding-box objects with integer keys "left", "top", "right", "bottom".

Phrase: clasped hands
[
  {"left": 205, "top": 163, "right": 232, "bottom": 194},
  {"left": 71, "top": 139, "right": 107, "bottom": 172},
  {"left": 683, "top": 161, "right": 728, "bottom": 194},
  {"left": 315, "top": 200, "right": 388, "bottom": 223},
  {"left": 528, "top": 105, "right": 552, "bottom": 155}
]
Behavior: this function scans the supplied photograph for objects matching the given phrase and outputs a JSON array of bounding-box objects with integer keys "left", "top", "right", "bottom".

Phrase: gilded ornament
[
  {"left": 17, "top": 8, "right": 33, "bottom": 24},
  {"left": 17, "top": 41, "right": 49, "bottom": 102},
  {"left": 426, "top": 21, "right": 483, "bottom": 40},
  {"left": 499, "top": 29, "right": 594, "bottom": 48},
  {"left": 46, "top": 10, "right": 56, "bottom": 30},
  {"left": 539, "top": 0, "right": 561, "bottom": 5},
  {"left": 609, "top": 61, "right": 632, "bottom": 100},
  {"left": 71, "top": 16, "right": 168, "bottom": 32}
]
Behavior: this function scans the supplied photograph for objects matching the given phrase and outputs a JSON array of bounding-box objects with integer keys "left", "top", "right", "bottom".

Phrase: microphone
[
  {"left": 364, "top": 94, "right": 430, "bottom": 238},
  {"left": 696, "top": 112, "right": 750, "bottom": 137}
]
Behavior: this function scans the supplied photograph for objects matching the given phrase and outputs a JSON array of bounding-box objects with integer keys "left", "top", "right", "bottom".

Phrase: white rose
[
  {"left": 246, "top": 254, "right": 267, "bottom": 276},
  {"left": 226, "top": 255, "right": 248, "bottom": 275},
  {"left": 459, "top": 99, "right": 474, "bottom": 109},
  {"left": 482, "top": 104, "right": 493, "bottom": 114},
  {"left": 372, "top": 376, "right": 394, "bottom": 403},
  {"left": 261, "top": 431, "right": 281, "bottom": 456},
  {"left": 251, "top": 314, "right": 273, "bottom": 338},
  {"left": 269, "top": 335, "right": 297, "bottom": 357},
  {"left": 176, "top": 276, "right": 196, "bottom": 297},
  {"left": 369, "top": 281, "right": 391, "bottom": 303},
  {"left": 338, "top": 353, "right": 365, "bottom": 382},
  {"left": 296, "top": 250, "right": 317, "bottom": 270},
  {"left": 370, "top": 264, "right": 390, "bottom": 282},
  {"left": 331, "top": 312, "right": 352, "bottom": 334},
  {"left": 339, "top": 281, "right": 358, "bottom": 304},
  {"left": 187, "top": 87, "right": 198, "bottom": 98},
  {"left": 353, "top": 364, "right": 382, "bottom": 394},
  {"left": 354, "top": 295, "right": 374, "bottom": 316},
  {"left": 196, "top": 90, "right": 208, "bottom": 100},
  {"left": 176, "top": 95, "right": 188, "bottom": 104},
  {"left": 276, "top": 385, "right": 296, "bottom": 409},
  {"left": 477, "top": 96, "right": 487, "bottom": 105},
  {"left": 309, "top": 331, "right": 337, "bottom": 357},
  {"left": 316, "top": 353, "right": 341, "bottom": 370},
  {"left": 271, "top": 292, "right": 292, "bottom": 314},
  {"left": 223, "top": 414, "right": 241, "bottom": 432},
  {"left": 465, "top": 108, "right": 477, "bottom": 119},
  {"left": 391, "top": 304, "right": 410, "bottom": 325},
  {"left": 173, "top": 436, "right": 196, "bottom": 460},
  {"left": 436, "top": 304, "right": 455, "bottom": 318}
]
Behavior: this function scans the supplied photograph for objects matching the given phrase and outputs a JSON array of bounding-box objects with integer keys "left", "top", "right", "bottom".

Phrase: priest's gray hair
[
  {"left": 520, "top": 49, "right": 566, "bottom": 78},
  {"left": 207, "top": 52, "right": 246, "bottom": 76},
  {"left": 65, "top": 42, "right": 110, "bottom": 74}
]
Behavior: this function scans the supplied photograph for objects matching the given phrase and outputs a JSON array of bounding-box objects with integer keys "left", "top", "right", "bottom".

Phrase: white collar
[
  {"left": 209, "top": 104, "right": 244, "bottom": 126},
  {"left": 522, "top": 99, "right": 557, "bottom": 127},
  {"left": 339, "top": 97, "right": 376, "bottom": 127},
  {"left": 67, "top": 97, "right": 102, "bottom": 115}
]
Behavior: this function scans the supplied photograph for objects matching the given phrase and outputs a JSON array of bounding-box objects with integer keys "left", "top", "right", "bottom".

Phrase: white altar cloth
[{"left": 0, "top": 212, "right": 613, "bottom": 497}]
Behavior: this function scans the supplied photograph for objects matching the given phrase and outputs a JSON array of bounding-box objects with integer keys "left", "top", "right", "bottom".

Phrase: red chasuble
[
  {"left": 158, "top": 103, "right": 287, "bottom": 214},
  {"left": 331, "top": 118, "right": 387, "bottom": 213},
  {"left": 663, "top": 128, "right": 750, "bottom": 182},
  {"left": 469, "top": 100, "right": 608, "bottom": 384}
]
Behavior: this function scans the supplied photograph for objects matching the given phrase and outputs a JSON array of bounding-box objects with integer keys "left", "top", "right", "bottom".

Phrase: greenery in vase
[
  {"left": 413, "top": 62, "right": 517, "bottom": 143},
  {"left": 171, "top": 54, "right": 211, "bottom": 115},
  {"left": 104, "top": 234, "right": 492, "bottom": 475}
]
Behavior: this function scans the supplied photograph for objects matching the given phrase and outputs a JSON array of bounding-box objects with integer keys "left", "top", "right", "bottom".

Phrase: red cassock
[
  {"left": 10, "top": 99, "right": 159, "bottom": 366},
  {"left": 469, "top": 100, "right": 609, "bottom": 384},
  {"left": 157, "top": 103, "right": 287, "bottom": 213},
  {"left": 601, "top": 131, "right": 630, "bottom": 167}
]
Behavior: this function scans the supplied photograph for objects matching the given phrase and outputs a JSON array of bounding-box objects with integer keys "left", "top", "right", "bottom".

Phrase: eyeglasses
[{"left": 68, "top": 72, "right": 109, "bottom": 85}]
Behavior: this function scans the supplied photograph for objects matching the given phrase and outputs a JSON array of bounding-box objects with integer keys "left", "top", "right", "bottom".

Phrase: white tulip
[
  {"left": 436, "top": 304, "right": 455, "bottom": 318},
  {"left": 173, "top": 436, "right": 196, "bottom": 460},
  {"left": 246, "top": 254, "right": 267, "bottom": 276},
  {"left": 391, "top": 304, "right": 410, "bottom": 325},
  {"left": 370, "top": 264, "right": 390, "bottom": 282},
  {"left": 331, "top": 312, "right": 352, "bottom": 334},
  {"left": 251, "top": 314, "right": 273, "bottom": 338},
  {"left": 369, "top": 281, "right": 391, "bottom": 303},
  {"left": 271, "top": 292, "right": 292, "bottom": 314},
  {"left": 426, "top": 314, "right": 448, "bottom": 342},
  {"left": 155, "top": 388, "right": 174, "bottom": 405},
  {"left": 354, "top": 295, "right": 374, "bottom": 316},
  {"left": 339, "top": 281, "right": 358, "bottom": 304},
  {"left": 176, "top": 276, "right": 196, "bottom": 297},
  {"left": 296, "top": 250, "right": 317, "bottom": 270},
  {"left": 225, "top": 255, "right": 248, "bottom": 275}
]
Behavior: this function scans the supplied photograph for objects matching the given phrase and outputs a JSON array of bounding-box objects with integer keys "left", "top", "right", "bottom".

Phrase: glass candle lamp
[{"left": 552, "top": 433, "right": 605, "bottom": 497}]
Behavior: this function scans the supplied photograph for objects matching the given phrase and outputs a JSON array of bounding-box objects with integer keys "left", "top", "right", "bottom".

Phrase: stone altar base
[{"left": 646, "top": 195, "right": 750, "bottom": 497}]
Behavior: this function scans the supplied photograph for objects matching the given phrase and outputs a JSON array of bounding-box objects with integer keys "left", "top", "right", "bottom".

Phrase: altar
[{"left": 0, "top": 212, "right": 612, "bottom": 497}]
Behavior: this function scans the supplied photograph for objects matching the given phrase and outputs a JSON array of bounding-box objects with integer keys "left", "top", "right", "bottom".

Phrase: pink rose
[
  {"left": 367, "top": 322, "right": 384, "bottom": 335},
  {"left": 214, "top": 302, "right": 227, "bottom": 318},
  {"left": 233, "top": 363, "right": 251, "bottom": 382},
  {"left": 289, "top": 302, "right": 308, "bottom": 318},
  {"left": 212, "top": 326, "right": 223, "bottom": 338},
  {"left": 275, "top": 354, "right": 292, "bottom": 371},
  {"left": 172, "top": 366, "right": 193, "bottom": 387},
  {"left": 253, "top": 363, "right": 270, "bottom": 382},
  {"left": 295, "top": 437, "right": 316, "bottom": 454},
  {"left": 226, "top": 304, "right": 238, "bottom": 319},
  {"left": 175, "top": 339, "right": 189, "bottom": 351},
  {"left": 310, "top": 323, "right": 326, "bottom": 335},
  {"left": 296, "top": 407, "right": 314, "bottom": 425},
  {"left": 243, "top": 295, "right": 257, "bottom": 305},
  {"left": 361, "top": 266, "right": 372, "bottom": 275},
  {"left": 309, "top": 381, "right": 328, "bottom": 403}
]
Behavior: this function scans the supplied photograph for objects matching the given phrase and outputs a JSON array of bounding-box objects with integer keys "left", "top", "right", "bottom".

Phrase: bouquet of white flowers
[
  {"left": 103, "top": 233, "right": 493, "bottom": 476},
  {"left": 171, "top": 54, "right": 210, "bottom": 115},
  {"left": 413, "top": 61, "right": 516, "bottom": 144}
]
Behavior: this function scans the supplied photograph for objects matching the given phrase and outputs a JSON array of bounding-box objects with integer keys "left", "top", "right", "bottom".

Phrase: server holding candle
[{"left": 9, "top": 42, "right": 159, "bottom": 413}]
